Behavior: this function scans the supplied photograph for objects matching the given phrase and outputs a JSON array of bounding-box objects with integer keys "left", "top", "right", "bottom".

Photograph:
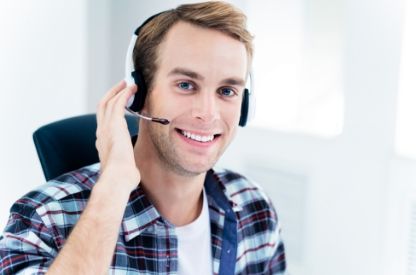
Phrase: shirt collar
[
  {"left": 204, "top": 169, "right": 243, "bottom": 213},
  {"left": 121, "top": 185, "right": 165, "bottom": 242},
  {"left": 121, "top": 169, "right": 242, "bottom": 242}
]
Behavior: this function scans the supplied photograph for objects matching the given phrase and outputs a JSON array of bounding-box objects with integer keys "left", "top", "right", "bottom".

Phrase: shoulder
[
  {"left": 212, "top": 168, "right": 285, "bottom": 271},
  {"left": 212, "top": 168, "right": 276, "bottom": 212},
  {"left": 10, "top": 163, "right": 100, "bottom": 218},
  {"left": 212, "top": 168, "right": 278, "bottom": 225}
]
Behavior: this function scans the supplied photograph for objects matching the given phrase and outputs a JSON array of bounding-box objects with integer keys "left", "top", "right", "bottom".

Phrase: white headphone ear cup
[
  {"left": 125, "top": 75, "right": 135, "bottom": 86},
  {"left": 126, "top": 95, "right": 135, "bottom": 108},
  {"left": 125, "top": 34, "right": 138, "bottom": 86},
  {"left": 244, "top": 72, "right": 255, "bottom": 123}
]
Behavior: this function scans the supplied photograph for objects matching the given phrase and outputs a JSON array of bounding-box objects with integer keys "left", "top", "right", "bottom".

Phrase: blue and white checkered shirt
[{"left": 0, "top": 163, "right": 286, "bottom": 274}]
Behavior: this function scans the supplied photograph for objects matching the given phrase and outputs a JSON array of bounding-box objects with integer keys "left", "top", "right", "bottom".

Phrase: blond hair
[{"left": 133, "top": 1, "right": 253, "bottom": 92}]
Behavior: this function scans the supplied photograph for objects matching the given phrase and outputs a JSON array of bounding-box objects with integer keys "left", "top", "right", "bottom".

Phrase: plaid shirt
[{"left": 0, "top": 163, "right": 286, "bottom": 274}]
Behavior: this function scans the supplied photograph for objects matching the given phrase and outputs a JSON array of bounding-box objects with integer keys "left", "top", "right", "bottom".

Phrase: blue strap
[{"left": 204, "top": 171, "right": 238, "bottom": 275}]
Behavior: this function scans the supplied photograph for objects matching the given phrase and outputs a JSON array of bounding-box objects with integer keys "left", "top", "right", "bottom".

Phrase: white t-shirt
[{"left": 175, "top": 189, "right": 213, "bottom": 275}]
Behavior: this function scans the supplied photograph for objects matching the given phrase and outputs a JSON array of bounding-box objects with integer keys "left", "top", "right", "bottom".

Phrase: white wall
[{"left": 0, "top": 1, "right": 88, "bottom": 229}]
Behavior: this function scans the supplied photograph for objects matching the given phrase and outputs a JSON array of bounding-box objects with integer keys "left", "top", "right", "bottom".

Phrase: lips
[{"left": 175, "top": 128, "right": 221, "bottom": 143}]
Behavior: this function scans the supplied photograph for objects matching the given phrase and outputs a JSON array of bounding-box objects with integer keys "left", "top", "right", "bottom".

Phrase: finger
[
  {"left": 97, "top": 80, "right": 126, "bottom": 126},
  {"left": 102, "top": 84, "right": 137, "bottom": 129},
  {"left": 113, "top": 84, "right": 138, "bottom": 117},
  {"left": 102, "top": 80, "right": 127, "bottom": 105},
  {"left": 96, "top": 80, "right": 126, "bottom": 141}
]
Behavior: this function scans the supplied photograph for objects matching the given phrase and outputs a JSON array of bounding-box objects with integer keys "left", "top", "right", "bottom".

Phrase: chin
[{"left": 174, "top": 160, "right": 217, "bottom": 177}]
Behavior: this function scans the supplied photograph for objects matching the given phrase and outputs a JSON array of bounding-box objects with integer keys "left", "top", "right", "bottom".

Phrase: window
[{"left": 246, "top": 0, "right": 344, "bottom": 138}]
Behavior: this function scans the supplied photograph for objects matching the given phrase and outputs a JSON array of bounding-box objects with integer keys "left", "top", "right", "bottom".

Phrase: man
[{"left": 0, "top": 1, "right": 286, "bottom": 274}]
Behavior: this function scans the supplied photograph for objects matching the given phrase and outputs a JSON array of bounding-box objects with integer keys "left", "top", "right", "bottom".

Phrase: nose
[{"left": 191, "top": 90, "right": 220, "bottom": 123}]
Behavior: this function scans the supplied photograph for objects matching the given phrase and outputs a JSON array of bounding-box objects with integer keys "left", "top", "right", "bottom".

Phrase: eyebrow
[
  {"left": 220, "top": 77, "right": 246, "bottom": 87},
  {"left": 168, "top": 67, "right": 203, "bottom": 80},
  {"left": 168, "top": 67, "right": 246, "bottom": 87}
]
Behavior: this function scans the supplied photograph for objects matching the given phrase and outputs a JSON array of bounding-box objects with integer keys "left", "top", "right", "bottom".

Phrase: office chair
[{"left": 33, "top": 113, "right": 138, "bottom": 181}]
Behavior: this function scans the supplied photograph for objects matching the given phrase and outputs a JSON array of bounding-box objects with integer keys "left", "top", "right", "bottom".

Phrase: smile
[{"left": 176, "top": 129, "right": 221, "bottom": 143}]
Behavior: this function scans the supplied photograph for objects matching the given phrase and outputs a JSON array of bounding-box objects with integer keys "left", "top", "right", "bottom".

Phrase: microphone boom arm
[{"left": 125, "top": 107, "right": 170, "bottom": 125}]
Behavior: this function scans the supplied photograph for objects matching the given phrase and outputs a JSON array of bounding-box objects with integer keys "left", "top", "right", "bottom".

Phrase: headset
[{"left": 124, "top": 11, "right": 255, "bottom": 127}]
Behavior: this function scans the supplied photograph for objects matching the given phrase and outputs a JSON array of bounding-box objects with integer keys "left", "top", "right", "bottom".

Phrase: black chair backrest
[{"left": 33, "top": 114, "right": 138, "bottom": 181}]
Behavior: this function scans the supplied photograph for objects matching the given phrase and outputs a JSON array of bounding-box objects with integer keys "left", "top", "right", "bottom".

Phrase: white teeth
[{"left": 181, "top": 130, "right": 215, "bottom": 143}]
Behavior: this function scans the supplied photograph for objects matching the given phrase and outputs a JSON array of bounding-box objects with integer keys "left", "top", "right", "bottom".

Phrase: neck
[{"left": 133, "top": 130, "right": 206, "bottom": 226}]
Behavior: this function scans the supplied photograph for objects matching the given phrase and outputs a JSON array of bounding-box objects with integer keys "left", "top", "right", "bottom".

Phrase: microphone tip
[{"left": 152, "top": 118, "right": 170, "bottom": 125}]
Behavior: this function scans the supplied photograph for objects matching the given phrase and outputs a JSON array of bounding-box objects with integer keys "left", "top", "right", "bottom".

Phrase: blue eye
[
  {"left": 178, "top": 81, "right": 194, "bottom": 90},
  {"left": 219, "top": 87, "right": 236, "bottom": 97}
]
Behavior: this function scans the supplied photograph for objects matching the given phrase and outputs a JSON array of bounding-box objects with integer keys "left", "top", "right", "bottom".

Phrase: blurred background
[{"left": 0, "top": 0, "right": 415, "bottom": 274}]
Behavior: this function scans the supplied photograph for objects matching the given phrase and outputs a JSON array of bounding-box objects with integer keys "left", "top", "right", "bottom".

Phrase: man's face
[{"left": 142, "top": 21, "right": 248, "bottom": 176}]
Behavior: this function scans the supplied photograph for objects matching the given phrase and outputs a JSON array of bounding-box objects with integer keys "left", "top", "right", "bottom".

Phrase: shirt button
[{"left": 226, "top": 249, "right": 231, "bottom": 254}]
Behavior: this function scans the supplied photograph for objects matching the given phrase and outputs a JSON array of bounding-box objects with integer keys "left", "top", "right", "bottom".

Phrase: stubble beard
[{"left": 148, "top": 124, "right": 219, "bottom": 177}]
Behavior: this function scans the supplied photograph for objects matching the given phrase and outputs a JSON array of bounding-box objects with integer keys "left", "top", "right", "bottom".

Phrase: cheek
[
  {"left": 146, "top": 89, "right": 177, "bottom": 114},
  {"left": 222, "top": 103, "right": 242, "bottom": 126},
  {"left": 160, "top": 94, "right": 185, "bottom": 115}
]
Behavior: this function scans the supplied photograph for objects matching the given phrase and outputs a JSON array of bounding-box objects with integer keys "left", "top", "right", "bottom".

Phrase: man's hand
[
  {"left": 47, "top": 81, "right": 140, "bottom": 275},
  {"left": 95, "top": 80, "right": 140, "bottom": 193}
]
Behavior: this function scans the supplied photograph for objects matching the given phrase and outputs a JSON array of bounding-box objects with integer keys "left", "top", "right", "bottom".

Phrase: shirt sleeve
[
  {"left": 0, "top": 203, "right": 57, "bottom": 275},
  {"left": 265, "top": 204, "right": 287, "bottom": 274}
]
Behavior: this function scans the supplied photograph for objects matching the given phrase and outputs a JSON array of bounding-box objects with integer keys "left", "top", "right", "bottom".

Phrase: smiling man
[{"left": 0, "top": 2, "right": 286, "bottom": 274}]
